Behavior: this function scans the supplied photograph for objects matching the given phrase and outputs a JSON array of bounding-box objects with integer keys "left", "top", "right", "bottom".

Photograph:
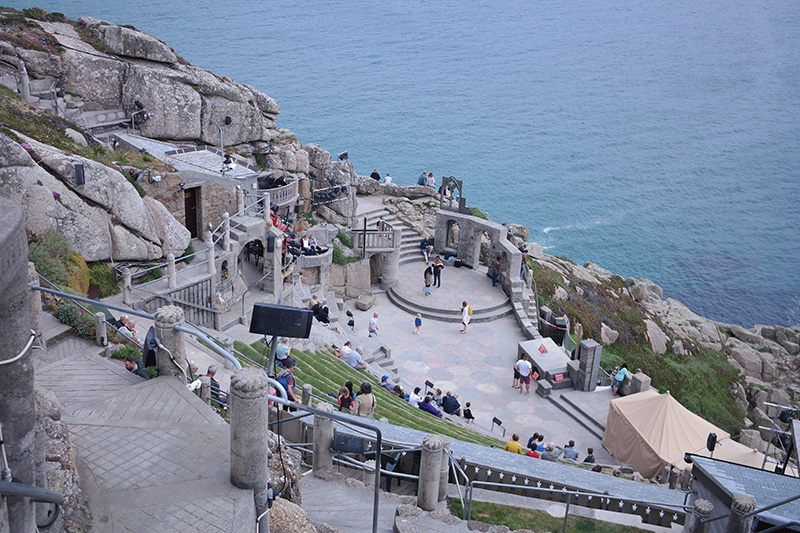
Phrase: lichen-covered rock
[
  {"left": 80, "top": 18, "right": 177, "bottom": 64},
  {"left": 645, "top": 320, "right": 667, "bottom": 354},
  {"left": 601, "top": 322, "right": 619, "bottom": 345},
  {"left": 269, "top": 498, "right": 317, "bottom": 533},
  {"left": 64, "top": 49, "right": 125, "bottom": 109}
]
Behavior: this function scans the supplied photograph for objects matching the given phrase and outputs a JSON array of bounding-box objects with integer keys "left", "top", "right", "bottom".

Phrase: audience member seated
[
  {"left": 527, "top": 432, "right": 540, "bottom": 450},
  {"left": 420, "top": 236, "right": 434, "bottom": 263},
  {"left": 409, "top": 387, "right": 423, "bottom": 408},
  {"left": 418, "top": 395, "right": 442, "bottom": 418},
  {"left": 315, "top": 306, "right": 330, "bottom": 324},
  {"left": 343, "top": 344, "right": 368, "bottom": 369},
  {"left": 525, "top": 448, "right": 539, "bottom": 458},
  {"left": 337, "top": 385, "right": 353, "bottom": 413},
  {"left": 563, "top": 440, "right": 579, "bottom": 461},
  {"left": 442, "top": 391, "right": 462, "bottom": 416},
  {"left": 432, "top": 388, "right": 445, "bottom": 407},
  {"left": 535, "top": 434, "right": 546, "bottom": 453},
  {"left": 125, "top": 357, "right": 149, "bottom": 380},
  {"left": 541, "top": 443, "right": 564, "bottom": 462},
  {"left": 379, "top": 375, "right": 394, "bottom": 392},
  {"left": 275, "top": 337, "right": 292, "bottom": 366},
  {"left": 462, "top": 402, "right": 475, "bottom": 423},
  {"left": 504, "top": 434, "right": 523, "bottom": 454},
  {"left": 204, "top": 365, "right": 228, "bottom": 405},
  {"left": 583, "top": 448, "right": 596, "bottom": 464},
  {"left": 353, "top": 382, "right": 376, "bottom": 418},
  {"left": 390, "top": 385, "right": 405, "bottom": 399}
]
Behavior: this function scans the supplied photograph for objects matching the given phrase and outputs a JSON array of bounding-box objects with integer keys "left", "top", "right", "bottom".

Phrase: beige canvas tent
[{"left": 603, "top": 389, "right": 770, "bottom": 479}]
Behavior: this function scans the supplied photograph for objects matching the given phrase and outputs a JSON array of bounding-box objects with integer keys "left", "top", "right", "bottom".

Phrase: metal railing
[
  {"left": 465, "top": 481, "right": 690, "bottom": 531},
  {"left": 0, "top": 480, "right": 65, "bottom": 529},
  {"left": 700, "top": 492, "right": 800, "bottom": 527}
]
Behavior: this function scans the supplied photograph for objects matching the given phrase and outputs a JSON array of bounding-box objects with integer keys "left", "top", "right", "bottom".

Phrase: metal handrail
[
  {"left": 0, "top": 480, "right": 64, "bottom": 529},
  {"left": 268, "top": 395, "right": 383, "bottom": 533},
  {"left": 700, "top": 491, "right": 800, "bottom": 525},
  {"left": 173, "top": 324, "right": 242, "bottom": 371},
  {"left": 466, "top": 480, "right": 691, "bottom": 529},
  {"left": 31, "top": 286, "right": 155, "bottom": 320},
  {"left": 446, "top": 448, "right": 470, "bottom": 519}
]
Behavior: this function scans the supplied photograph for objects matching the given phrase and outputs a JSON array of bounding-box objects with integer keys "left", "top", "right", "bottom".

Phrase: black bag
[{"left": 454, "top": 258, "right": 463, "bottom": 268}]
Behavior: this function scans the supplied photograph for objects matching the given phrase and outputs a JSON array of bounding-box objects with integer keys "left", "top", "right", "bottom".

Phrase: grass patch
[
  {"left": 332, "top": 244, "right": 359, "bottom": 265},
  {"left": 134, "top": 266, "right": 164, "bottom": 285},
  {"left": 448, "top": 500, "right": 646, "bottom": 532},
  {"left": 469, "top": 207, "right": 489, "bottom": 220},
  {"left": 182, "top": 243, "right": 195, "bottom": 265},
  {"left": 88, "top": 262, "right": 121, "bottom": 297},
  {"left": 299, "top": 212, "right": 317, "bottom": 227},
  {"left": 336, "top": 231, "right": 353, "bottom": 248},
  {"left": 111, "top": 345, "right": 140, "bottom": 361}
]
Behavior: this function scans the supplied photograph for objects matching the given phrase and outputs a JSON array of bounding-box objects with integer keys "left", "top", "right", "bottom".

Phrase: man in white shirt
[
  {"left": 515, "top": 354, "right": 533, "bottom": 395},
  {"left": 409, "top": 386, "right": 423, "bottom": 407},
  {"left": 383, "top": 173, "right": 392, "bottom": 184}
]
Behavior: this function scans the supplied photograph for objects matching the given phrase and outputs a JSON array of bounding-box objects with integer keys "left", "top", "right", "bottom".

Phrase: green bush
[
  {"left": 332, "top": 244, "right": 358, "bottom": 266},
  {"left": 54, "top": 303, "right": 95, "bottom": 340},
  {"left": 336, "top": 231, "right": 353, "bottom": 248},
  {"left": 469, "top": 207, "right": 489, "bottom": 220},
  {"left": 28, "top": 230, "right": 73, "bottom": 286},
  {"left": 22, "top": 7, "right": 48, "bottom": 20},
  {"left": 183, "top": 243, "right": 195, "bottom": 265},
  {"left": 111, "top": 345, "right": 141, "bottom": 361},
  {"left": 88, "top": 262, "right": 120, "bottom": 297},
  {"left": 124, "top": 173, "right": 146, "bottom": 197},
  {"left": 135, "top": 266, "right": 164, "bottom": 285}
]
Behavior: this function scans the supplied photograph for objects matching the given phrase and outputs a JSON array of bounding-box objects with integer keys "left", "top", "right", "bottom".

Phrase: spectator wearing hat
[{"left": 379, "top": 375, "right": 394, "bottom": 391}]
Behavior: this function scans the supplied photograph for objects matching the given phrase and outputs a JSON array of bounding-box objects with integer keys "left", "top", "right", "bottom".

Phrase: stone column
[
  {"left": 205, "top": 230, "right": 216, "bottom": 276},
  {"left": 438, "top": 436, "right": 451, "bottom": 502},
  {"left": 417, "top": 435, "right": 444, "bottom": 511},
  {"left": 122, "top": 267, "right": 132, "bottom": 306},
  {"left": 94, "top": 312, "right": 106, "bottom": 346},
  {"left": 223, "top": 212, "right": 231, "bottom": 252},
  {"left": 236, "top": 187, "right": 245, "bottom": 213},
  {"left": 0, "top": 199, "right": 37, "bottom": 532},
  {"left": 27, "top": 263, "right": 44, "bottom": 349},
  {"left": 199, "top": 377, "right": 211, "bottom": 405},
  {"left": 683, "top": 499, "right": 713, "bottom": 533},
  {"left": 380, "top": 251, "right": 401, "bottom": 290},
  {"left": 576, "top": 339, "right": 602, "bottom": 392},
  {"left": 726, "top": 494, "right": 756, "bottom": 533},
  {"left": 17, "top": 59, "right": 30, "bottom": 102},
  {"left": 312, "top": 402, "right": 335, "bottom": 474},
  {"left": 229, "top": 369, "right": 271, "bottom": 533},
  {"left": 167, "top": 254, "right": 176, "bottom": 290},
  {"left": 262, "top": 192, "right": 271, "bottom": 223},
  {"left": 153, "top": 305, "right": 187, "bottom": 379},
  {"left": 301, "top": 384, "right": 313, "bottom": 406}
]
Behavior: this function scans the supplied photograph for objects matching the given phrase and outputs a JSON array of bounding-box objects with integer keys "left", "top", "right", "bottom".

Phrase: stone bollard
[
  {"left": 313, "top": 402, "right": 335, "bottom": 475},
  {"left": 262, "top": 192, "right": 271, "bottom": 223},
  {"left": 223, "top": 212, "right": 231, "bottom": 252},
  {"left": 438, "top": 436, "right": 451, "bottom": 502},
  {"left": 94, "top": 312, "right": 107, "bottom": 347},
  {"left": 683, "top": 499, "right": 713, "bottom": 533},
  {"left": 229, "top": 369, "right": 271, "bottom": 533},
  {"left": 301, "top": 384, "right": 313, "bottom": 406},
  {"left": 199, "top": 376, "right": 211, "bottom": 405},
  {"left": 167, "top": 253, "right": 176, "bottom": 290},
  {"left": 28, "top": 263, "right": 44, "bottom": 349},
  {"left": 153, "top": 306, "right": 187, "bottom": 379},
  {"left": 417, "top": 435, "right": 444, "bottom": 511},
  {"left": 235, "top": 186, "right": 245, "bottom": 213},
  {"left": 681, "top": 468, "right": 693, "bottom": 490},
  {"left": 726, "top": 494, "right": 756, "bottom": 533},
  {"left": 205, "top": 230, "right": 216, "bottom": 275},
  {"left": 122, "top": 267, "right": 132, "bottom": 306}
]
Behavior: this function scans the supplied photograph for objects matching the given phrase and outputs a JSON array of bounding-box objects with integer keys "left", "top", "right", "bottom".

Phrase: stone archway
[
  {"left": 239, "top": 239, "right": 265, "bottom": 286},
  {"left": 369, "top": 253, "right": 383, "bottom": 285}
]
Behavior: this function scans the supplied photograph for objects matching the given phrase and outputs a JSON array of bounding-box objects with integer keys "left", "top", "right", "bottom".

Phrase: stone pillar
[
  {"left": 205, "top": 230, "right": 216, "bottom": 276},
  {"left": 0, "top": 199, "right": 37, "bottom": 532},
  {"left": 236, "top": 187, "right": 245, "bottom": 213},
  {"left": 122, "top": 267, "right": 132, "bottom": 306},
  {"left": 153, "top": 305, "right": 187, "bottom": 379},
  {"left": 417, "top": 435, "right": 444, "bottom": 511},
  {"left": 726, "top": 494, "right": 756, "bottom": 533},
  {"left": 576, "top": 339, "right": 602, "bottom": 392},
  {"left": 301, "top": 384, "right": 312, "bottom": 406},
  {"left": 438, "top": 436, "right": 451, "bottom": 502},
  {"left": 16, "top": 59, "right": 30, "bottom": 102},
  {"left": 199, "top": 376, "right": 211, "bottom": 405},
  {"left": 223, "top": 212, "right": 231, "bottom": 252},
  {"left": 683, "top": 499, "right": 713, "bottom": 533},
  {"left": 27, "top": 263, "right": 44, "bottom": 349},
  {"left": 167, "top": 253, "right": 176, "bottom": 290},
  {"left": 380, "top": 251, "right": 401, "bottom": 290},
  {"left": 229, "top": 369, "right": 271, "bottom": 532},
  {"left": 94, "top": 312, "right": 106, "bottom": 346},
  {"left": 262, "top": 192, "right": 271, "bottom": 223},
  {"left": 312, "top": 403, "right": 335, "bottom": 474}
]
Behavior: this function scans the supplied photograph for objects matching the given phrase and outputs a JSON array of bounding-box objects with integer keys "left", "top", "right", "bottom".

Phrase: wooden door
[{"left": 184, "top": 188, "right": 198, "bottom": 238}]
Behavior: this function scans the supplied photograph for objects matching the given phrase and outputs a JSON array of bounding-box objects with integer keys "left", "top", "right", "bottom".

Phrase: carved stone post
[
  {"left": 301, "top": 384, "right": 312, "bottom": 406},
  {"left": 683, "top": 499, "right": 713, "bottom": 533},
  {"left": 0, "top": 199, "right": 36, "bottom": 532},
  {"left": 223, "top": 212, "right": 231, "bottom": 252},
  {"left": 153, "top": 305, "right": 187, "bottom": 379},
  {"left": 236, "top": 186, "right": 245, "bottom": 213},
  {"left": 417, "top": 435, "right": 444, "bottom": 511},
  {"left": 205, "top": 230, "right": 216, "bottom": 276},
  {"left": 262, "top": 192, "right": 271, "bottom": 223},
  {"left": 16, "top": 59, "right": 30, "bottom": 102},
  {"left": 438, "top": 436, "right": 451, "bottom": 502},
  {"left": 199, "top": 376, "right": 211, "bottom": 405},
  {"left": 229, "top": 369, "right": 270, "bottom": 533},
  {"left": 167, "top": 253, "right": 176, "bottom": 290},
  {"left": 122, "top": 267, "right": 132, "bottom": 306},
  {"left": 726, "top": 494, "right": 756, "bottom": 533},
  {"left": 312, "top": 402, "right": 335, "bottom": 474},
  {"left": 27, "top": 263, "right": 44, "bottom": 349},
  {"left": 94, "top": 312, "right": 106, "bottom": 346}
]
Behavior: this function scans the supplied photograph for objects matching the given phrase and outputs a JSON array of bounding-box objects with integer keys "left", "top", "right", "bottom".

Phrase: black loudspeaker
[
  {"left": 267, "top": 235, "right": 275, "bottom": 253},
  {"left": 249, "top": 303, "right": 313, "bottom": 338},
  {"left": 74, "top": 164, "right": 85, "bottom": 185},
  {"left": 706, "top": 433, "right": 717, "bottom": 453}
]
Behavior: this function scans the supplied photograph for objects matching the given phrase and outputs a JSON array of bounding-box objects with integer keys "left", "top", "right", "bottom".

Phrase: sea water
[{"left": 9, "top": 0, "right": 800, "bottom": 327}]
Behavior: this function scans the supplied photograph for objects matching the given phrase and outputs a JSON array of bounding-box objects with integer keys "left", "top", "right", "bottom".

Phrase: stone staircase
[{"left": 548, "top": 390, "right": 607, "bottom": 440}]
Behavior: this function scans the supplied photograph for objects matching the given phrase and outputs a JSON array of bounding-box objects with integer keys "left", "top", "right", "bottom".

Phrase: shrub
[
  {"left": 22, "top": 7, "right": 48, "bottom": 20},
  {"left": 67, "top": 253, "right": 90, "bottom": 296},
  {"left": 332, "top": 244, "right": 358, "bottom": 266},
  {"left": 183, "top": 243, "right": 195, "bottom": 265},
  {"left": 124, "top": 173, "right": 146, "bottom": 197},
  {"left": 88, "top": 262, "right": 120, "bottom": 297},
  {"left": 136, "top": 266, "right": 164, "bottom": 285},
  {"left": 28, "top": 230, "right": 73, "bottom": 286},
  {"left": 54, "top": 303, "right": 95, "bottom": 340},
  {"left": 111, "top": 345, "right": 141, "bottom": 361},
  {"left": 469, "top": 207, "right": 488, "bottom": 220}
]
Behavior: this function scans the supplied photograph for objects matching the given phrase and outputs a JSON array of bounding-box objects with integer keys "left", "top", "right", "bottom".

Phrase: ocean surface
[{"left": 9, "top": 0, "right": 800, "bottom": 327}]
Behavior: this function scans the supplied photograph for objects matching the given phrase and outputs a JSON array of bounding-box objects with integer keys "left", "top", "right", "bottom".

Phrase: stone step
[
  {"left": 560, "top": 393, "right": 607, "bottom": 433},
  {"left": 547, "top": 393, "right": 604, "bottom": 440},
  {"left": 387, "top": 287, "right": 514, "bottom": 324}
]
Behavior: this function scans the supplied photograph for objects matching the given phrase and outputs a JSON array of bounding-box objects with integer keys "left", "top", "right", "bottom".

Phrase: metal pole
[
  {"left": 362, "top": 218, "right": 367, "bottom": 259},
  {"left": 563, "top": 492, "right": 571, "bottom": 533}
]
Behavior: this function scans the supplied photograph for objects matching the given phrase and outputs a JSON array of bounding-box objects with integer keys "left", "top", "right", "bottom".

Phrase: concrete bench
[{"left": 79, "top": 109, "right": 128, "bottom": 130}]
